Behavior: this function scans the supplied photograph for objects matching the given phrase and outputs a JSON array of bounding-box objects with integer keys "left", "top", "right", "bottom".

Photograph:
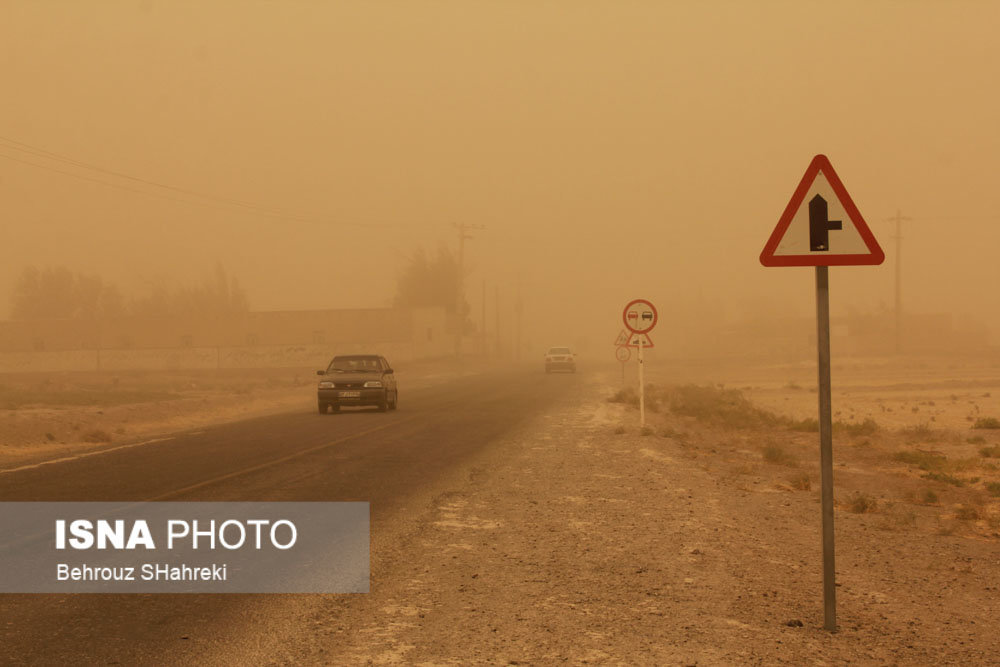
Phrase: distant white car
[{"left": 544, "top": 346, "right": 576, "bottom": 373}]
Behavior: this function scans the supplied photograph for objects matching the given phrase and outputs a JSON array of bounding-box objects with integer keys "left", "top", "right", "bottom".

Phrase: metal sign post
[
  {"left": 622, "top": 299, "right": 657, "bottom": 429},
  {"left": 638, "top": 337, "right": 645, "bottom": 427},
  {"left": 760, "top": 155, "right": 884, "bottom": 633},
  {"left": 815, "top": 266, "right": 836, "bottom": 631}
]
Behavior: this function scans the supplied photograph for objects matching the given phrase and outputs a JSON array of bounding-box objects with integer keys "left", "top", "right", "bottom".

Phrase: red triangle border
[
  {"left": 624, "top": 333, "right": 654, "bottom": 349},
  {"left": 760, "top": 155, "right": 885, "bottom": 267}
]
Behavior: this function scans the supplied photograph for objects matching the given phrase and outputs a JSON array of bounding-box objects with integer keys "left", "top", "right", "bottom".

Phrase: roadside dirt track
[{"left": 269, "top": 368, "right": 999, "bottom": 665}]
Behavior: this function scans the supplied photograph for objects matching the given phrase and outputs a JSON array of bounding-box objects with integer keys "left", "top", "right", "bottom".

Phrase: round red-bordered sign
[
  {"left": 615, "top": 345, "right": 631, "bottom": 362},
  {"left": 623, "top": 298, "right": 658, "bottom": 334}
]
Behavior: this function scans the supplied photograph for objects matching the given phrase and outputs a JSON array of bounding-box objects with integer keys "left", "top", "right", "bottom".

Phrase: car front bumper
[{"left": 318, "top": 388, "right": 387, "bottom": 406}]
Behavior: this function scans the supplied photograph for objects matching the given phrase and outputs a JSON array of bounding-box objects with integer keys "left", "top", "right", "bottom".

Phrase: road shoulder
[{"left": 295, "top": 371, "right": 997, "bottom": 664}]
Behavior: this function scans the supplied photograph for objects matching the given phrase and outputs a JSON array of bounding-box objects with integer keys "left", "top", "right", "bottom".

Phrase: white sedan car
[{"left": 544, "top": 346, "right": 576, "bottom": 373}]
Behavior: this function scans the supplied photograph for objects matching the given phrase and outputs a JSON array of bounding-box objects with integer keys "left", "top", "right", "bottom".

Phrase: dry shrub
[
  {"left": 901, "top": 423, "right": 943, "bottom": 443},
  {"left": 762, "top": 444, "right": 798, "bottom": 467},
  {"left": 657, "top": 384, "right": 880, "bottom": 437},
  {"left": 642, "top": 384, "right": 663, "bottom": 413},
  {"left": 937, "top": 521, "right": 959, "bottom": 536},
  {"left": 979, "top": 445, "right": 1000, "bottom": 458},
  {"left": 894, "top": 450, "right": 948, "bottom": 472},
  {"left": 836, "top": 418, "right": 879, "bottom": 437},
  {"left": 956, "top": 505, "right": 982, "bottom": 521},
  {"left": 877, "top": 508, "right": 917, "bottom": 531},
  {"left": 921, "top": 471, "right": 967, "bottom": 487},
  {"left": 788, "top": 418, "right": 819, "bottom": 432},
  {"left": 894, "top": 451, "right": 979, "bottom": 487},
  {"left": 667, "top": 385, "right": 783, "bottom": 429},
  {"left": 789, "top": 473, "right": 811, "bottom": 491},
  {"left": 607, "top": 385, "right": 661, "bottom": 412},
  {"left": 0, "top": 386, "right": 175, "bottom": 410},
  {"left": 972, "top": 417, "right": 1000, "bottom": 430},
  {"left": 82, "top": 429, "right": 112, "bottom": 443},
  {"left": 608, "top": 388, "right": 638, "bottom": 407},
  {"left": 847, "top": 492, "right": 877, "bottom": 514}
]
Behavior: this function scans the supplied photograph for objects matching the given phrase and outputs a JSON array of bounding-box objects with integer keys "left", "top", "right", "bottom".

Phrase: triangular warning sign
[
  {"left": 624, "top": 332, "right": 653, "bottom": 348},
  {"left": 760, "top": 155, "right": 885, "bottom": 267},
  {"left": 614, "top": 329, "right": 630, "bottom": 346}
]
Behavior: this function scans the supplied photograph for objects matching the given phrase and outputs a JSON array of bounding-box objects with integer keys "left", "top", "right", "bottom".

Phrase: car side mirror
[
  {"left": 316, "top": 370, "right": 325, "bottom": 376},
  {"left": 385, "top": 368, "right": 394, "bottom": 374}
]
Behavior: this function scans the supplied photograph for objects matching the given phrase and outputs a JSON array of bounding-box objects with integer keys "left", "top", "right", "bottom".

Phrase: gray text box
[{"left": 0, "top": 502, "right": 369, "bottom": 593}]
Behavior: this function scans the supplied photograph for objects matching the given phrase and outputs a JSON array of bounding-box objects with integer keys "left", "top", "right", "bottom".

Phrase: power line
[
  {"left": 0, "top": 134, "right": 422, "bottom": 230},
  {"left": 0, "top": 134, "right": 308, "bottom": 219},
  {"left": 0, "top": 150, "right": 171, "bottom": 199},
  {"left": 0, "top": 149, "right": 350, "bottom": 226}
]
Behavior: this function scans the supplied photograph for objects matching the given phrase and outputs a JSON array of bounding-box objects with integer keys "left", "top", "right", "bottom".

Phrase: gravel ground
[{"left": 298, "top": 370, "right": 1000, "bottom": 665}]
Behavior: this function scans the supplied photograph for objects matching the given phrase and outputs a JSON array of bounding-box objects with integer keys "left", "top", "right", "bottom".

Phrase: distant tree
[
  {"left": 9, "top": 264, "right": 249, "bottom": 320},
  {"left": 393, "top": 247, "right": 466, "bottom": 314},
  {"left": 10, "top": 266, "right": 120, "bottom": 320},
  {"left": 393, "top": 246, "right": 476, "bottom": 335},
  {"left": 128, "top": 284, "right": 171, "bottom": 319},
  {"left": 129, "top": 264, "right": 249, "bottom": 318},
  {"left": 213, "top": 263, "right": 249, "bottom": 314},
  {"left": 99, "top": 284, "right": 127, "bottom": 319},
  {"left": 74, "top": 273, "right": 105, "bottom": 319}
]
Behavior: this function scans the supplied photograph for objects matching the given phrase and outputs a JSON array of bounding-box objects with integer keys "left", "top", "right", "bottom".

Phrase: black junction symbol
[{"left": 809, "top": 194, "right": 842, "bottom": 252}]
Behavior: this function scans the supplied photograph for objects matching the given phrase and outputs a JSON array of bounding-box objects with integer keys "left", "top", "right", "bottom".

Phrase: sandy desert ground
[
  {"left": 3, "top": 354, "right": 999, "bottom": 663},
  {"left": 269, "top": 357, "right": 1000, "bottom": 664}
]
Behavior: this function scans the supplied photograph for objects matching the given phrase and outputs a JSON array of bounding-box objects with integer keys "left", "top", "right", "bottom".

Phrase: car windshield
[
  {"left": 328, "top": 357, "right": 381, "bottom": 373},
  {"left": 548, "top": 347, "right": 571, "bottom": 355}
]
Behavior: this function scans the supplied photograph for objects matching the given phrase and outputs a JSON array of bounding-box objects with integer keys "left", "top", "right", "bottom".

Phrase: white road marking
[{"left": 0, "top": 437, "right": 175, "bottom": 475}]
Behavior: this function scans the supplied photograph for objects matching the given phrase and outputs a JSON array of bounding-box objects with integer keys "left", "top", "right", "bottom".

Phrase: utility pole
[
  {"left": 454, "top": 223, "right": 485, "bottom": 359},
  {"left": 495, "top": 284, "right": 501, "bottom": 357},
  {"left": 886, "top": 210, "right": 911, "bottom": 355},
  {"left": 481, "top": 279, "right": 487, "bottom": 356},
  {"left": 515, "top": 276, "right": 523, "bottom": 361}
]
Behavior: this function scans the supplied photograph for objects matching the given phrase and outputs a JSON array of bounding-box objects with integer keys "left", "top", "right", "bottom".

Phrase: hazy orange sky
[{"left": 2, "top": 1, "right": 999, "bottom": 347}]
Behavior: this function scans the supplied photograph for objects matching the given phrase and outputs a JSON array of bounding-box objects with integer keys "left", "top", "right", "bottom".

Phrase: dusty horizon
[
  {"left": 3, "top": 4, "right": 1000, "bottom": 662},
  {"left": 3, "top": 1, "right": 999, "bottom": 350}
]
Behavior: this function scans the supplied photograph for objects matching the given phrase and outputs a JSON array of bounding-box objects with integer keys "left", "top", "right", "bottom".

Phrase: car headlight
[
  {"left": 363, "top": 380, "right": 383, "bottom": 388},
  {"left": 318, "top": 381, "right": 334, "bottom": 388}
]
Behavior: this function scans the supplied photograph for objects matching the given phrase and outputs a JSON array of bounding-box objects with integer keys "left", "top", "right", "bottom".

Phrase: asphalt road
[{"left": 0, "top": 365, "right": 579, "bottom": 665}]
